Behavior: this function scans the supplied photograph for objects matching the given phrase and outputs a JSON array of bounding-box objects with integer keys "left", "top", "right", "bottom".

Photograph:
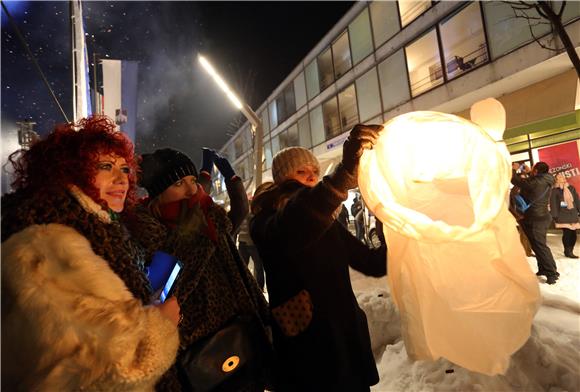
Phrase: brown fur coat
[{"left": 1, "top": 188, "right": 179, "bottom": 391}]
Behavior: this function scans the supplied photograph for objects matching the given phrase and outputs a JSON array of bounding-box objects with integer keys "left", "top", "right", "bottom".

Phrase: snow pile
[{"left": 353, "top": 234, "right": 580, "bottom": 391}]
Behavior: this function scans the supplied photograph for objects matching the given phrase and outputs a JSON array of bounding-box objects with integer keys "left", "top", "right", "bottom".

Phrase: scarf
[
  {"left": 556, "top": 182, "right": 575, "bottom": 210},
  {"left": 158, "top": 184, "right": 218, "bottom": 243}
]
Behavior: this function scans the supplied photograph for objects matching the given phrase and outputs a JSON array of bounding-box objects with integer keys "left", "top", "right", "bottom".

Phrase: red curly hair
[{"left": 8, "top": 116, "right": 139, "bottom": 209}]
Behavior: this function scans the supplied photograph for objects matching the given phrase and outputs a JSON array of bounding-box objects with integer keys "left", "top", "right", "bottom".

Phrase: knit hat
[
  {"left": 272, "top": 147, "right": 320, "bottom": 184},
  {"left": 139, "top": 148, "right": 198, "bottom": 199}
]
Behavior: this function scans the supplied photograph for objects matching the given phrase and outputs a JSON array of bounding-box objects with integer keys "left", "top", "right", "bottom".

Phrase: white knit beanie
[{"left": 272, "top": 147, "right": 320, "bottom": 184}]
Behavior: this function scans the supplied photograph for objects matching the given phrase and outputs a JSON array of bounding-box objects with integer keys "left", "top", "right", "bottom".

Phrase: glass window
[
  {"left": 338, "top": 85, "right": 359, "bottom": 132},
  {"left": 260, "top": 109, "right": 270, "bottom": 137},
  {"left": 378, "top": 49, "right": 411, "bottom": 111},
  {"left": 263, "top": 139, "right": 272, "bottom": 170},
  {"left": 440, "top": 3, "right": 488, "bottom": 81},
  {"left": 284, "top": 84, "right": 296, "bottom": 118},
  {"left": 268, "top": 101, "right": 278, "bottom": 130},
  {"left": 349, "top": 8, "right": 374, "bottom": 65},
  {"left": 305, "top": 60, "right": 320, "bottom": 100},
  {"left": 309, "top": 106, "right": 325, "bottom": 146},
  {"left": 355, "top": 68, "right": 381, "bottom": 122},
  {"left": 276, "top": 84, "right": 296, "bottom": 124},
  {"left": 405, "top": 29, "right": 443, "bottom": 97},
  {"left": 323, "top": 97, "right": 341, "bottom": 139},
  {"left": 298, "top": 115, "right": 312, "bottom": 148},
  {"left": 318, "top": 48, "right": 334, "bottom": 90},
  {"left": 234, "top": 136, "right": 244, "bottom": 158},
  {"left": 483, "top": 2, "right": 551, "bottom": 59},
  {"left": 294, "top": 72, "right": 307, "bottom": 109},
  {"left": 370, "top": 1, "right": 400, "bottom": 48},
  {"left": 562, "top": 1, "right": 580, "bottom": 23},
  {"left": 332, "top": 32, "right": 352, "bottom": 79},
  {"left": 398, "top": 0, "right": 431, "bottom": 27},
  {"left": 278, "top": 130, "right": 289, "bottom": 150},
  {"left": 287, "top": 123, "right": 299, "bottom": 147},
  {"left": 271, "top": 134, "right": 280, "bottom": 156}
]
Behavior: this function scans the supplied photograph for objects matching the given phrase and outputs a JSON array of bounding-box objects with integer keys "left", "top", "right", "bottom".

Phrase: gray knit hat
[{"left": 272, "top": 147, "right": 320, "bottom": 184}]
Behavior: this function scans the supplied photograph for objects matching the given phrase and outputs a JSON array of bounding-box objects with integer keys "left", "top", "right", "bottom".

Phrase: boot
[{"left": 564, "top": 247, "right": 579, "bottom": 259}]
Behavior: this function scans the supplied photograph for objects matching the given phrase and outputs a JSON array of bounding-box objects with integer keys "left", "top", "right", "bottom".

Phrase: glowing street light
[{"left": 198, "top": 54, "right": 263, "bottom": 189}]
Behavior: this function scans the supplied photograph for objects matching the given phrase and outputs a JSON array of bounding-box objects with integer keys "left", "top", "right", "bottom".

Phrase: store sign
[{"left": 538, "top": 140, "right": 580, "bottom": 190}]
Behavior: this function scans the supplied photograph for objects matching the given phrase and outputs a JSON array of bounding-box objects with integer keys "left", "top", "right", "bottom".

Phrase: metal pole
[
  {"left": 1, "top": 0, "right": 70, "bottom": 122},
  {"left": 241, "top": 103, "right": 263, "bottom": 189}
]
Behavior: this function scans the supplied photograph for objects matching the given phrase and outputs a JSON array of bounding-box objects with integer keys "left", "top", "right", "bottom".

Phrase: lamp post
[{"left": 198, "top": 54, "right": 263, "bottom": 189}]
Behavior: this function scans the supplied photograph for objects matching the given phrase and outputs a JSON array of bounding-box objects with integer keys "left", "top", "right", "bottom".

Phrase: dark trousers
[
  {"left": 521, "top": 215, "right": 558, "bottom": 277},
  {"left": 562, "top": 228, "right": 577, "bottom": 249},
  {"left": 239, "top": 242, "right": 265, "bottom": 290}
]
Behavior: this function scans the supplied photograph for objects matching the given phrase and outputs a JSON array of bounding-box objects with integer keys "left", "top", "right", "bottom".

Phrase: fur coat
[{"left": 1, "top": 188, "right": 179, "bottom": 391}]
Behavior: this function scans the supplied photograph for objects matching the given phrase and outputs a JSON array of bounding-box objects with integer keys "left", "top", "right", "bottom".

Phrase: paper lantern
[{"left": 358, "top": 107, "right": 540, "bottom": 375}]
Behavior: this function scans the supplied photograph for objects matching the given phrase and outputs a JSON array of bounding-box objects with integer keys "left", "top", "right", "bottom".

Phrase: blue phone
[{"left": 159, "top": 262, "right": 181, "bottom": 303}]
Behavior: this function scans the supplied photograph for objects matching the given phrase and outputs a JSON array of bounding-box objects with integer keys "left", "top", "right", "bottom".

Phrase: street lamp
[{"left": 198, "top": 54, "right": 263, "bottom": 189}]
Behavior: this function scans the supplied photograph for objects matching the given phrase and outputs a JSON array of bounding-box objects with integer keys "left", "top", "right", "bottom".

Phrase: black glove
[
  {"left": 341, "top": 124, "right": 383, "bottom": 175},
  {"left": 214, "top": 153, "right": 236, "bottom": 180},
  {"left": 174, "top": 200, "right": 207, "bottom": 239},
  {"left": 201, "top": 148, "right": 216, "bottom": 174}
]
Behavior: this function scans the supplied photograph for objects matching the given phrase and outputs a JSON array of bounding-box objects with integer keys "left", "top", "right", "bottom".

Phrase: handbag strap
[{"left": 527, "top": 185, "right": 550, "bottom": 209}]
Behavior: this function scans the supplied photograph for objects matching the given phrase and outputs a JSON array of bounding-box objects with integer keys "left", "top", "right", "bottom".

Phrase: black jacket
[
  {"left": 251, "top": 177, "right": 386, "bottom": 391},
  {"left": 511, "top": 171, "right": 554, "bottom": 219},
  {"left": 550, "top": 184, "right": 580, "bottom": 224}
]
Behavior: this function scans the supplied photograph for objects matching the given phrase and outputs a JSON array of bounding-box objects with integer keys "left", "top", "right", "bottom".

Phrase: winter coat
[
  {"left": 1, "top": 188, "right": 179, "bottom": 391},
  {"left": 251, "top": 179, "right": 387, "bottom": 392},
  {"left": 126, "top": 193, "right": 270, "bottom": 391},
  {"left": 199, "top": 173, "right": 249, "bottom": 236},
  {"left": 511, "top": 171, "right": 554, "bottom": 219},
  {"left": 550, "top": 184, "right": 580, "bottom": 225}
]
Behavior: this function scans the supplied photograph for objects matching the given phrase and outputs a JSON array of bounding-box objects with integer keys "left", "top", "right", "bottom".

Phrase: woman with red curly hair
[{"left": 1, "top": 116, "right": 180, "bottom": 391}]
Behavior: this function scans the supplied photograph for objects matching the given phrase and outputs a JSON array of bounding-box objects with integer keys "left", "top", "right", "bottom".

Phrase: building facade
[{"left": 212, "top": 0, "right": 580, "bottom": 201}]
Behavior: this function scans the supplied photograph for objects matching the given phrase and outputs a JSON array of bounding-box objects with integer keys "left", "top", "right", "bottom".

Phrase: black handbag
[{"left": 177, "top": 314, "right": 271, "bottom": 392}]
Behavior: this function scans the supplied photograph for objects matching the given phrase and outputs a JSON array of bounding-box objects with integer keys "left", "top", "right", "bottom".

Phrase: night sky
[{"left": 1, "top": 1, "right": 354, "bottom": 160}]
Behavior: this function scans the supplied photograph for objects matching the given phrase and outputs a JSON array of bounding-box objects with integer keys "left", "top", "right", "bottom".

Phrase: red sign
[{"left": 538, "top": 141, "right": 580, "bottom": 190}]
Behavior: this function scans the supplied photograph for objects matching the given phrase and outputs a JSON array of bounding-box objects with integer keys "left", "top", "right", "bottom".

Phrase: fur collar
[{"left": 68, "top": 185, "right": 112, "bottom": 224}]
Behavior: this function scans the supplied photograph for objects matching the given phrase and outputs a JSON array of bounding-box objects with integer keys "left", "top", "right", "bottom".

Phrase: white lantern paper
[{"left": 358, "top": 110, "right": 540, "bottom": 375}]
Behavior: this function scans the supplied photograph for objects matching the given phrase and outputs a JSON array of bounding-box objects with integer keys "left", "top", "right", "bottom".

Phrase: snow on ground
[{"left": 351, "top": 233, "right": 580, "bottom": 392}]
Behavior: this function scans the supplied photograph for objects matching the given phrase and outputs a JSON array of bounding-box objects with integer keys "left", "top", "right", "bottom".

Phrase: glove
[
  {"left": 341, "top": 124, "right": 383, "bottom": 175},
  {"left": 201, "top": 148, "right": 216, "bottom": 174},
  {"left": 214, "top": 153, "right": 236, "bottom": 180},
  {"left": 174, "top": 200, "right": 207, "bottom": 239}
]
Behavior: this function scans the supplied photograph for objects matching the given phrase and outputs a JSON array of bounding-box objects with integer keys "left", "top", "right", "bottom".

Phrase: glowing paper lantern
[{"left": 358, "top": 108, "right": 540, "bottom": 376}]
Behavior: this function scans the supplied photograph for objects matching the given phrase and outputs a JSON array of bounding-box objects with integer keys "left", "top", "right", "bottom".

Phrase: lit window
[
  {"left": 263, "top": 139, "right": 273, "bottom": 170},
  {"left": 287, "top": 124, "right": 299, "bottom": 147},
  {"left": 310, "top": 106, "right": 325, "bottom": 146},
  {"left": 405, "top": 29, "right": 443, "bottom": 97},
  {"left": 398, "top": 0, "right": 431, "bottom": 27},
  {"left": 440, "top": 3, "right": 488, "bottom": 80},
  {"left": 268, "top": 101, "right": 278, "bottom": 130},
  {"left": 276, "top": 84, "right": 296, "bottom": 124}
]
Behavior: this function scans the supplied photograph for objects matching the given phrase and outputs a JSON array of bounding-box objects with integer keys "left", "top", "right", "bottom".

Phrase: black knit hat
[{"left": 139, "top": 148, "right": 198, "bottom": 199}]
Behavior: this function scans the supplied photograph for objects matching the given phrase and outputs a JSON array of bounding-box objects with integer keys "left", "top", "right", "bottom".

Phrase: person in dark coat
[
  {"left": 550, "top": 171, "right": 580, "bottom": 258},
  {"left": 337, "top": 203, "right": 350, "bottom": 229},
  {"left": 511, "top": 161, "right": 558, "bottom": 284},
  {"left": 125, "top": 148, "right": 271, "bottom": 391},
  {"left": 251, "top": 124, "right": 387, "bottom": 392}
]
